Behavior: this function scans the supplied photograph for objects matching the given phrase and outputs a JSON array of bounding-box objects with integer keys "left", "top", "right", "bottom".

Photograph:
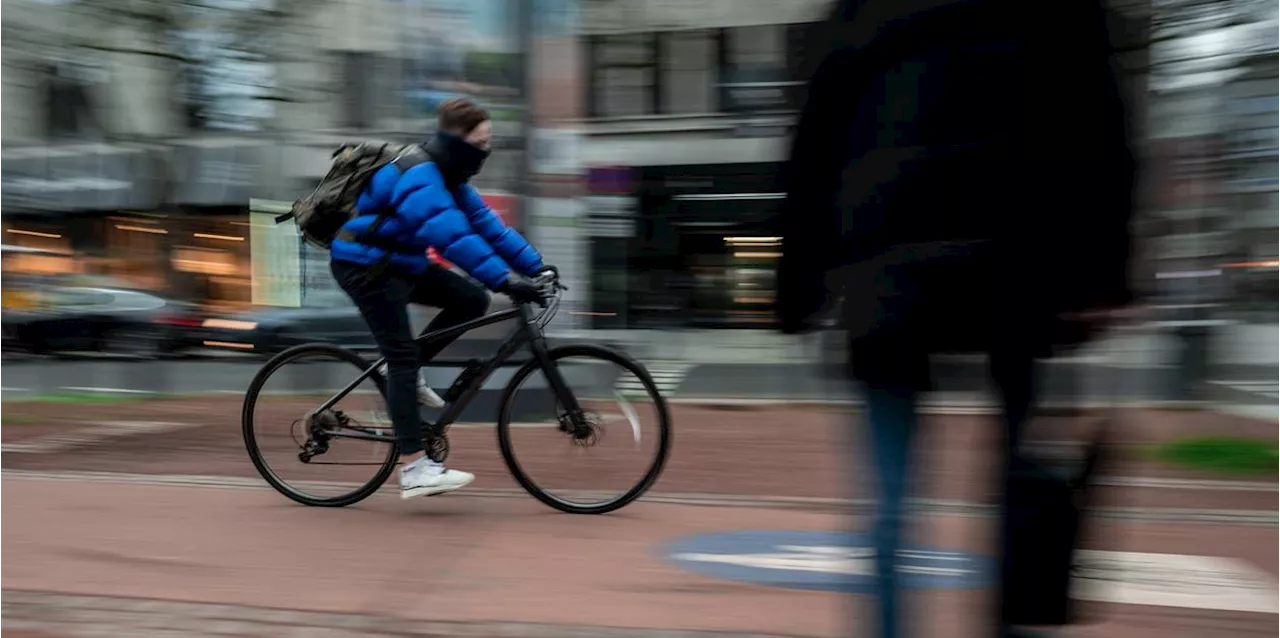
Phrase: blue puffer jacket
[{"left": 330, "top": 161, "right": 543, "bottom": 290}]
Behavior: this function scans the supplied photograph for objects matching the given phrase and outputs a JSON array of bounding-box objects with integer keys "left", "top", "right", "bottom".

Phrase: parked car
[
  {"left": 2, "top": 278, "right": 206, "bottom": 358},
  {"left": 198, "top": 294, "right": 518, "bottom": 359},
  {"left": 199, "top": 306, "right": 377, "bottom": 357}
]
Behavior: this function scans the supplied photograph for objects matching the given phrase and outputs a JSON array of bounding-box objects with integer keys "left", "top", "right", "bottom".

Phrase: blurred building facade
[
  {"left": 1221, "top": 3, "right": 1279, "bottom": 318},
  {"left": 1, "top": 0, "right": 527, "bottom": 313},
  {"left": 577, "top": 0, "right": 827, "bottom": 328},
  {"left": 2, "top": 0, "right": 1276, "bottom": 361},
  {"left": 571, "top": 0, "right": 1278, "bottom": 345},
  {"left": 577, "top": 0, "right": 1162, "bottom": 330}
]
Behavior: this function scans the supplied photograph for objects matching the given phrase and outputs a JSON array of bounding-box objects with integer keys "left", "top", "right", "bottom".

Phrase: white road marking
[
  {"left": 0, "top": 421, "right": 195, "bottom": 454},
  {"left": 58, "top": 387, "right": 157, "bottom": 395},
  {"left": 1216, "top": 403, "right": 1280, "bottom": 422},
  {"left": 617, "top": 361, "right": 692, "bottom": 398},
  {"left": 1074, "top": 549, "right": 1278, "bottom": 614},
  {"left": 1208, "top": 379, "right": 1279, "bottom": 399},
  {"left": 671, "top": 545, "right": 1278, "bottom": 613},
  {"left": 1094, "top": 476, "right": 1277, "bottom": 492},
  {"left": 1, "top": 387, "right": 31, "bottom": 392}
]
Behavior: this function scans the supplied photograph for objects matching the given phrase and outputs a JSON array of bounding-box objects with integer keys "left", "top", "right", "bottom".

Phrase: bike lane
[
  {"left": 3, "top": 402, "right": 1277, "bottom": 511},
  {"left": 3, "top": 475, "right": 1275, "bottom": 638}
]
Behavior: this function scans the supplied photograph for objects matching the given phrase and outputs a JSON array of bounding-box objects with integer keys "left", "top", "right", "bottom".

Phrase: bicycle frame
[{"left": 313, "top": 297, "right": 582, "bottom": 445}]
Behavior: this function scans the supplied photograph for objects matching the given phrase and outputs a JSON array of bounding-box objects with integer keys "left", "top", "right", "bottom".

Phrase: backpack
[{"left": 276, "top": 141, "right": 429, "bottom": 249}]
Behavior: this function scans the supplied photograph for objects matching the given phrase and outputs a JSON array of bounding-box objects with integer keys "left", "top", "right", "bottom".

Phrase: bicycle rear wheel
[
  {"left": 242, "top": 343, "right": 397, "bottom": 507},
  {"left": 496, "top": 344, "right": 672, "bottom": 514}
]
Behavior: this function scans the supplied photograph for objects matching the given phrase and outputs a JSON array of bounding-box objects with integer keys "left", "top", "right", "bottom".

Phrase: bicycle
[{"left": 241, "top": 270, "right": 672, "bottom": 514}]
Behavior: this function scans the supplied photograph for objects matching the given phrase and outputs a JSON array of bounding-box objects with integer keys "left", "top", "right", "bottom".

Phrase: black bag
[
  {"left": 1001, "top": 429, "right": 1107, "bottom": 626},
  {"left": 1001, "top": 342, "right": 1116, "bottom": 627}
]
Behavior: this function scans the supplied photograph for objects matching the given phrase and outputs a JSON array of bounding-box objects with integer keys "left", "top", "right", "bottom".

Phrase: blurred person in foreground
[
  {"left": 775, "top": 0, "right": 1135, "bottom": 636},
  {"left": 330, "top": 98, "right": 552, "bottom": 499}
]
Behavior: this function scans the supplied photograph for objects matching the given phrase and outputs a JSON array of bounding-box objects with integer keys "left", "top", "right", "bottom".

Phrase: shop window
[
  {"left": 588, "top": 34, "right": 657, "bottom": 117},
  {"left": 3, "top": 253, "right": 75, "bottom": 277},
  {"left": 720, "top": 25, "right": 793, "bottom": 114},
  {"left": 660, "top": 30, "right": 716, "bottom": 115},
  {"left": 2, "top": 225, "right": 75, "bottom": 278},
  {"left": 173, "top": 247, "right": 237, "bottom": 276},
  {"left": 588, "top": 236, "right": 630, "bottom": 328},
  {"left": 40, "top": 62, "right": 104, "bottom": 140},
  {"left": 107, "top": 217, "right": 171, "bottom": 291}
]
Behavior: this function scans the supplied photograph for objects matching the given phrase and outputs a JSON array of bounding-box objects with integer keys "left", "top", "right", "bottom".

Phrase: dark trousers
[
  {"left": 331, "top": 260, "right": 490, "bottom": 455},
  {"left": 860, "top": 347, "right": 1037, "bottom": 638}
]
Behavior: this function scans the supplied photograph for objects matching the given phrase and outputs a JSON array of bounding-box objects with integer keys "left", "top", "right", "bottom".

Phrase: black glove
[
  {"left": 535, "top": 264, "right": 558, "bottom": 277},
  {"left": 501, "top": 276, "right": 543, "bottom": 304}
]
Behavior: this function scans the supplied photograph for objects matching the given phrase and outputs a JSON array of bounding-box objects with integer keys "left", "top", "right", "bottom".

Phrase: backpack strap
[
  {"left": 367, "top": 144, "right": 429, "bottom": 233},
  {"left": 391, "top": 144, "right": 429, "bottom": 174},
  {"left": 357, "top": 144, "right": 432, "bottom": 268}
]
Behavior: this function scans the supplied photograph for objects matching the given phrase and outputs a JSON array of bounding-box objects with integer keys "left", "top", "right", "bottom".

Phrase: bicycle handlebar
[{"left": 525, "top": 270, "right": 565, "bottom": 327}]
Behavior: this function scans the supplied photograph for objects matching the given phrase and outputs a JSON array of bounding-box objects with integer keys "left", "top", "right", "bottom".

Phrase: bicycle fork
[{"left": 524, "top": 322, "right": 594, "bottom": 441}]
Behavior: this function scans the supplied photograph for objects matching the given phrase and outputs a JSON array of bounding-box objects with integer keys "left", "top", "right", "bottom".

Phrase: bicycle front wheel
[
  {"left": 242, "top": 343, "right": 398, "bottom": 507},
  {"left": 496, "top": 344, "right": 672, "bottom": 514}
]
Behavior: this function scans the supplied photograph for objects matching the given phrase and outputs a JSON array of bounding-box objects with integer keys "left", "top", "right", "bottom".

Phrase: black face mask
[{"left": 425, "top": 131, "right": 490, "bottom": 185}]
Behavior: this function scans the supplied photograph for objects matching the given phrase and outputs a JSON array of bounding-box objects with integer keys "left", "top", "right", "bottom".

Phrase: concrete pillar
[{"left": 528, "top": 0, "right": 589, "bottom": 333}]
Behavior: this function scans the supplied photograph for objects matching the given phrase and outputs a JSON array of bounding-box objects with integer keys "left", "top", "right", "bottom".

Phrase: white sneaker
[
  {"left": 375, "top": 363, "right": 445, "bottom": 408},
  {"left": 399, "top": 460, "right": 475, "bottom": 499}
]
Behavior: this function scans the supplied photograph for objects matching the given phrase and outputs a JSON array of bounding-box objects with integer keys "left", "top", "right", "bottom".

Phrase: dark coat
[{"left": 776, "top": 0, "right": 1137, "bottom": 388}]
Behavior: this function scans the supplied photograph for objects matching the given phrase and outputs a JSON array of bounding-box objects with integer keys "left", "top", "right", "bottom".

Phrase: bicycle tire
[
  {"left": 496, "top": 344, "right": 672, "bottom": 514},
  {"left": 242, "top": 342, "right": 397, "bottom": 507}
]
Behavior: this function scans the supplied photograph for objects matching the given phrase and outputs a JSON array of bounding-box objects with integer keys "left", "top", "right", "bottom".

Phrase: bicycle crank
[{"left": 427, "top": 435, "right": 450, "bottom": 463}]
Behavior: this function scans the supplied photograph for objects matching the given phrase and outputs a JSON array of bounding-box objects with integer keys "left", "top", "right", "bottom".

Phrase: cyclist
[{"left": 330, "top": 98, "right": 550, "bottom": 499}]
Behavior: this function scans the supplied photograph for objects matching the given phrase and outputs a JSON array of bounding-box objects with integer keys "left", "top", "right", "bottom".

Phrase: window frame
[{"left": 586, "top": 33, "right": 661, "bottom": 118}]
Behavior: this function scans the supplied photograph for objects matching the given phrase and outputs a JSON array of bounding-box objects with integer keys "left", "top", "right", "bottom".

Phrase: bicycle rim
[
  {"left": 242, "top": 343, "right": 398, "bottom": 507},
  {"left": 496, "top": 344, "right": 672, "bottom": 514}
]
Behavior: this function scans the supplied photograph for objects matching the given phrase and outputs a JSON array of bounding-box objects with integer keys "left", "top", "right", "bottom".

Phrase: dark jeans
[
  {"left": 331, "top": 259, "right": 490, "bottom": 455},
  {"left": 861, "top": 347, "right": 1037, "bottom": 638}
]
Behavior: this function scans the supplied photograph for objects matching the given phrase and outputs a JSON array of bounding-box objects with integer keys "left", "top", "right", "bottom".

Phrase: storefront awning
[{"left": 1, "top": 143, "right": 165, "bottom": 214}]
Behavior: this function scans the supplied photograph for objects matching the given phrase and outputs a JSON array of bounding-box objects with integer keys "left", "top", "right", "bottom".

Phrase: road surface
[
  {"left": 3, "top": 400, "right": 1276, "bottom": 637},
  {"left": 3, "top": 356, "right": 1276, "bottom": 408}
]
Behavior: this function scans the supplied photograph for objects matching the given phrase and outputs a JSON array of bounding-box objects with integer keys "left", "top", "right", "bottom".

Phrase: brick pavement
[
  {"left": 4, "top": 476, "right": 1277, "bottom": 638},
  {"left": 3, "top": 401, "right": 1275, "bottom": 511},
  {"left": 5, "top": 591, "right": 1277, "bottom": 638},
  {"left": 3, "top": 591, "right": 806, "bottom": 638}
]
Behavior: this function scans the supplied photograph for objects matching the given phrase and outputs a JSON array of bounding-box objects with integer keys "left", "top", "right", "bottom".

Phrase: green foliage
[
  {"left": 11, "top": 392, "right": 156, "bottom": 405},
  {"left": 1152, "top": 436, "right": 1279, "bottom": 476}
]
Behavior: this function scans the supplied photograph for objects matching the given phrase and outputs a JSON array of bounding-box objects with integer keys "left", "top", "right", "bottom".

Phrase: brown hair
[{"left": 437, "top": 98, "right": 490, "bottom": 135}]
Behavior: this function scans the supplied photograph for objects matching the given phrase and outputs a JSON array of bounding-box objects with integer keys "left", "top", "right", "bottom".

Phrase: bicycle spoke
[
  {"left": 497, "top": 346, "right": 671, "bottom": 514},
  {"left": 243, "top": 344, "right": 398, "bottom": 507}
]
